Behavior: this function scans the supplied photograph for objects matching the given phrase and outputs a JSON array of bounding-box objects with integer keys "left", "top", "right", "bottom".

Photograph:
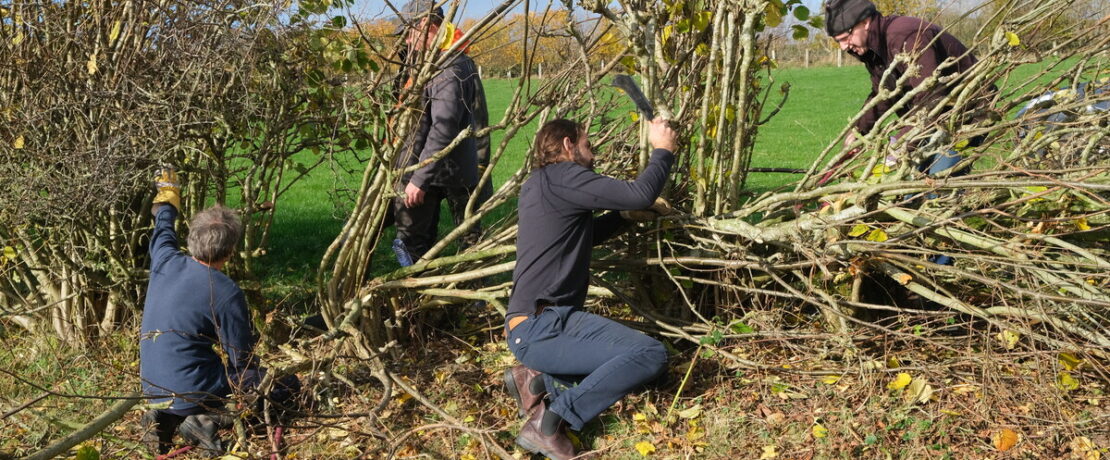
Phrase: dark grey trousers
[{"left": 393, "top": 183, "right": 487, "bottom": 259}]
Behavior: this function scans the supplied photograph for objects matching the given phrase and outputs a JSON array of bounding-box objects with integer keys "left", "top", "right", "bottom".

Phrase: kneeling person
[
  {"left": 503, "top": 118, "right": 677, "bottom": 459},
  {"left": 139, "top": 169, "right": 298, "bottom": 454}
]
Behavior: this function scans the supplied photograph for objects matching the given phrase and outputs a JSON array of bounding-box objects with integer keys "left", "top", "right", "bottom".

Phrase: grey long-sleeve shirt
[{"left": 507, "top": 149, "right": 675, "bottom": 320}]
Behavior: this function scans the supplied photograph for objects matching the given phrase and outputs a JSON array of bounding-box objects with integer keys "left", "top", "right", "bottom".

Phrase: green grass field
[
  {"left": 258, "top": 58, "right": 1083, "bottom": 289},
  {"left": 260, "top": 68, "right": 868, "bottom": 284}
]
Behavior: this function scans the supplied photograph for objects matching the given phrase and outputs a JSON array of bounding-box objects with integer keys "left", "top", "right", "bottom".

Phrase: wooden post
[
  {"left": 837, "top": 50, "right": 843, "bottom": 67},
  {"left": 805, "top": 49, "right": 809, "bottom": 68}
]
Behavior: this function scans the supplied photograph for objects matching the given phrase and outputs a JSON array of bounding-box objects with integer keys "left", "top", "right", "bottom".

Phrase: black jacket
[
  {"left": 398, "top": 53, "right": 487, "bottom": 190},
  {"left": 507, "top": 149, "right": 675, "bottom": 320}
]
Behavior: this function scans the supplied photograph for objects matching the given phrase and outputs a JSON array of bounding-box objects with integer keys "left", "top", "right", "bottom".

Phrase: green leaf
[
  {"left": 847, "top": 224, "right": 869, "bottom": 237},
  {"left": 1056, "top": 372, "right": 1079, "bottom": 391},
  {"left": 866, "top": 229, "right": 889, "bottom": 242},
  {"left": 693, "top": 11, "right": 712, "bottom": 32},
  {"left": 764, "top": 3, "right": 783, "bottom": 27},
  {"left": 793, "top": 5, "right": 810, "bottom": 21},
  {"left": 109, "top": 21, "right": 122, "bottom": 43},
  {"left": 75, "top": 445, "right": 101, "bottom": 460},
  {"left": 791, "top": 24, "right": 808, "bottom": 41},
  {"left": 699, "top": 330, "right": 723, "bottom": 346},
  {"left": 730, "top": 322, "right": 755, "bottom": 334},
  {"left": 675, "top": 18, "right": 691, "bottom": 34}
]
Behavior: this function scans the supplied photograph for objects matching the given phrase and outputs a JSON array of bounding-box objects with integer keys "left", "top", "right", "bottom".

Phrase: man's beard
[{"left": 572, "top": 146, "right": 594, "bottom": 169}]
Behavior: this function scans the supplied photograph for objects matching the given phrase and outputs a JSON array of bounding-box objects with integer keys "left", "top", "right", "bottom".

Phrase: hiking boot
[
  {"left": 515, "top": 403, "right": 575, "bottom": 460},
  {"left": 503, "top": 365, "right": 544, "bottom": 418},
  {"left": 140, "top": 410, "right": 179, "bottom": 454},
  {"left": 392, "top": 238, "right": 415, "bottom": 267},
  {"left": 178, "top": 414, "right": 225, "bottom": 454}
]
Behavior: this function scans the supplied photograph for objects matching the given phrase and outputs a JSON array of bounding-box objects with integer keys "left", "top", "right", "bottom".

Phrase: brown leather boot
[
  {"left": 503, "top": 365, "right": 545, "bottom": 418},
  {"left": 515, "top": 403, "right": 575, "bottom": 460}
]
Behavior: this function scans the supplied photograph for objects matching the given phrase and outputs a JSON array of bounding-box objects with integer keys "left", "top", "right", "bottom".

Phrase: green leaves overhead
[
  {"left": 758, "top": 0, "right": 822, "bottom": 40},
  {"left": 793, "top": 5, "right": 810, "bottom": 21},
  {"left": 791, "top": 25, "right": 808, "bottom": 40},
  {"left": 764, "top": 2, "right": 784, "bottom": 28}
]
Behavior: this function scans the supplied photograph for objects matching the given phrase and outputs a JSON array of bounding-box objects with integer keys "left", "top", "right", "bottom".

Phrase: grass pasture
[
  {"left": 6, "top": 58, "right": 1102, "bottom": 459},
  {"left": 260, "top": 65, "right": 877, "bottom": 287}
]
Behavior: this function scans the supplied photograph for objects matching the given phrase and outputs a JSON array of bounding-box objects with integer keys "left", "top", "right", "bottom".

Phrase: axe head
[{"left": 612, "top": 74, "right": 655, "bottom": 120}]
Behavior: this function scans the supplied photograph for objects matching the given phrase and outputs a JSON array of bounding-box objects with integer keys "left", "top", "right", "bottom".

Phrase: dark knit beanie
[{"left": 824, "top": 0, "right": 878, "bottom": 36}]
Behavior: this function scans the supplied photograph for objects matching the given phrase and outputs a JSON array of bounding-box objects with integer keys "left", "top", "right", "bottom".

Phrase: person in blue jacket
[{"left": 139, "top": 169, "right": 297, "bottom": 454}]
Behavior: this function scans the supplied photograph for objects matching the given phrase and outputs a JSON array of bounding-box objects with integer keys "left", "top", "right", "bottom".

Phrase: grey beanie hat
[
  {"left": 824, "top": 0, "right": 878, "bottom": 36},
  {"left": 393, "top": 0, "right": 445, "bottom": 35}
]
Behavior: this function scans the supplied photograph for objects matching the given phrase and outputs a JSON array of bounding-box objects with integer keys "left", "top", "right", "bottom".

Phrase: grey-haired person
[{"left": 139, "top": 169, "right": 299, "bottom": 454}]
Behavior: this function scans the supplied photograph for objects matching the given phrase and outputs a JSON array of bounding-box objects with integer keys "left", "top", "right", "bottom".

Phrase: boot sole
[
  {"left": 503, "top": 369, "right": 527, "bottom": 419},
  {"left": 515, "top": 434, "right": 570, "bottom": 460}
]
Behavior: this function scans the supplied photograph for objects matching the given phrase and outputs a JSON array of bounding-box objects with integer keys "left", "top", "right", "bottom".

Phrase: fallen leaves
[
  {"left": 887, "top": 373, "right": 912, "bottom": 391},
  {"left": 1056, "top": 372, "right": 1080, "bottom": 392},
  {"left": 634, "top": 440, "right": 656, "bottom": 456},
  {"left": 904, "top": 377, "right": 934, "bottom": 404},
  {"left": 996, "top": 330, "right": 1020, "bottom": 350},
  {"left": 1069, "top": 436, "right": 1101, "bottom": 460},
  {"left": 677, "top": 404, "right": 702, "bottom": 419},
  {"left": 811, "top": 423, "right": 828, "bottom": 439},
  {"left": 1059, "top": 352, "right": 1084, "bottom": 371},
  {"left": 993, "top": 428, "right": 1020, "bottom": 451}
]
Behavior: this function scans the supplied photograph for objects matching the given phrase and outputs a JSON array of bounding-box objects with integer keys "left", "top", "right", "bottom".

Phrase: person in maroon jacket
[{"left": 825, "top": 0, "right": 988, "bottom": 177}]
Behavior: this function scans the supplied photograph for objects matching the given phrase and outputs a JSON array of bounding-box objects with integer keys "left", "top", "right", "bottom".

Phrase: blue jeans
[
  {"left": 913, "top": 135, "right": 984, "bottom": 266},
  {"left": 507, "top": 306, "right": 668, "bottom": 430}
]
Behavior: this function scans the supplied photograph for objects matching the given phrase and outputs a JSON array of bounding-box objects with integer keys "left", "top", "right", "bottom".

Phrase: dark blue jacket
[
  {"left": 139, "top": 205, "right": 255, "bottom": 411},
  {"left": 507, "top": 149, "right": 675, "bottom": 320}
]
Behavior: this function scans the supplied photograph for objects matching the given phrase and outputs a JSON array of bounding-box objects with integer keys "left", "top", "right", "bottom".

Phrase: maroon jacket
[{"left": 850, "top": 15, "right": 980, "bottom": 135}]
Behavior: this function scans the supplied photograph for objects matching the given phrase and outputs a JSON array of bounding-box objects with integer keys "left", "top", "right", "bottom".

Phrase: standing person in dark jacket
[
  {"left": 392, "top": 0, "right": 488, "bottom": 265},
  {"left": 139, "top": 169, "right": 298, "bottom": 454},
  {"left": 501, "top": 118, "right": 678, "bottom": 459},
  {"left": 825, "top": 0, "right": 988, "bottom": 177}
]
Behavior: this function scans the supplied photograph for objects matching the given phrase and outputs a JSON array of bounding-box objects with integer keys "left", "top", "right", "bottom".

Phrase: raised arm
[
  {"left": 555, "top": 118, "right": 678, "bottom": 211},
  {"left": 150, "top": 168, "right": 183, "bottom": 268},
  {"left": 554, "top": 150, "right": 675, "bottom": 211}
]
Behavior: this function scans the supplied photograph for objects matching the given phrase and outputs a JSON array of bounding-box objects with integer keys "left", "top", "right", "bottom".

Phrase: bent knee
[{"left": 642, "top": 341, "right": 668, "bottom": 378}]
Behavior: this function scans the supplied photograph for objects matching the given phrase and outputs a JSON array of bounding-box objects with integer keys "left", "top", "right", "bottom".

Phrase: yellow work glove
[
  {"left": 620, "top": 197, "right": 674, "bottom": 222},
  {"left": 152, "top": 167, "right": 181, "bottom": 211}
]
